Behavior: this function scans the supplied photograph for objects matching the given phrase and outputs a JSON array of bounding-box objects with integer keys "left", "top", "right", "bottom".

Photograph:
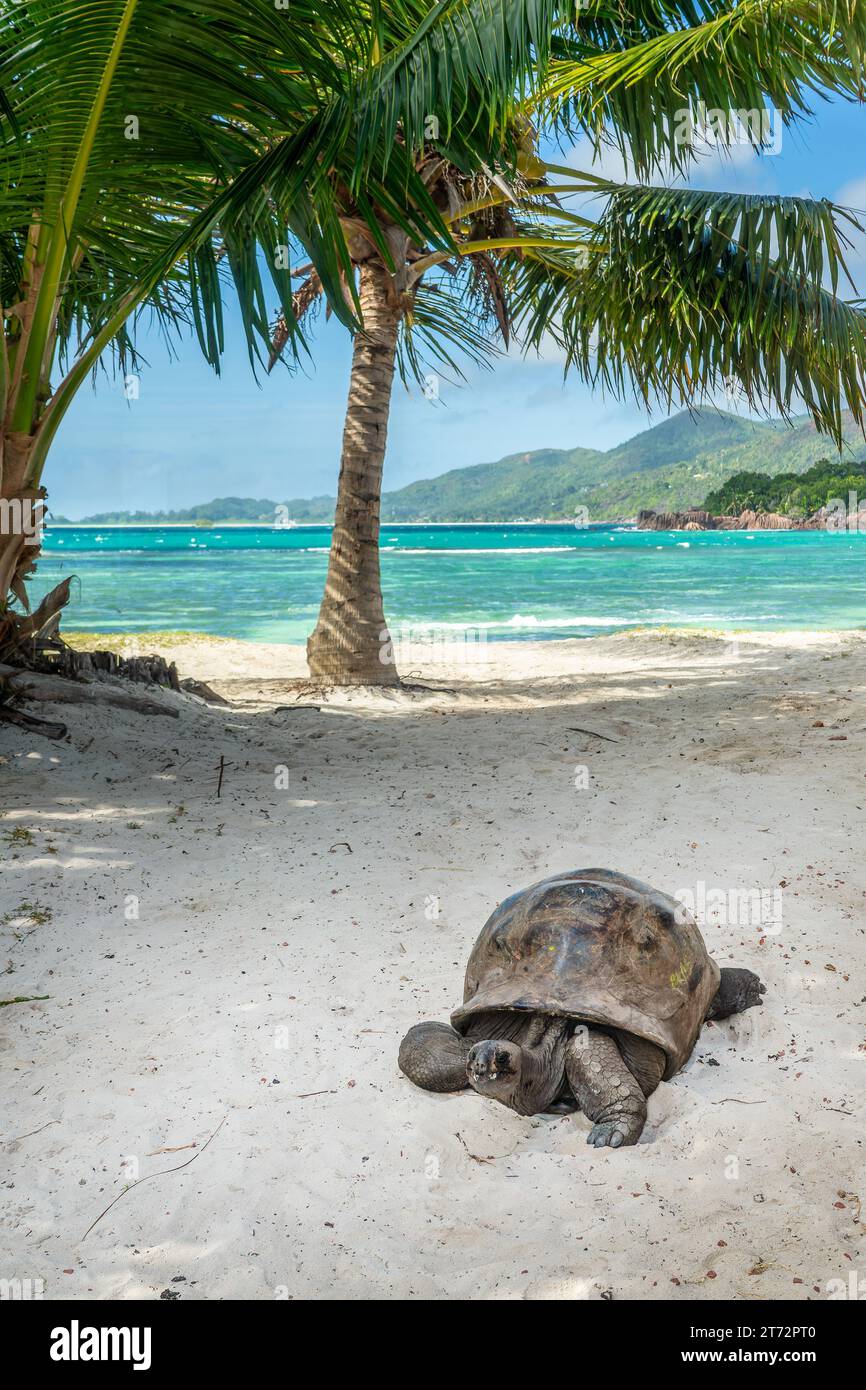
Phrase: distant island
[
  {"left": 638, "top": 458, "right": 866, "bottom": 531},
  {"left": 51, "top": 408, "right": 866, "bottom": 526}
]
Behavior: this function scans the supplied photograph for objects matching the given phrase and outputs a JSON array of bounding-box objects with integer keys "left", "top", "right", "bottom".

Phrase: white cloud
[
  {"left": 833, "top": 177, "right": 866, "bottom": 294},
  {"left": 835, "top": 176, "right": 866, "bottom": 211}
]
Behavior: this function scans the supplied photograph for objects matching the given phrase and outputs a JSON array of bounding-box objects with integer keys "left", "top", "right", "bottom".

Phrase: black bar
[{"left": 9, "top": 1297, "right": 850, "bottom": 1374}]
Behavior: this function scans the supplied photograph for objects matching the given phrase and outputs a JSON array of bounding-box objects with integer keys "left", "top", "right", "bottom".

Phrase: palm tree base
[{"left": 306, "top": 622, "right": 401, "bottom": 686}]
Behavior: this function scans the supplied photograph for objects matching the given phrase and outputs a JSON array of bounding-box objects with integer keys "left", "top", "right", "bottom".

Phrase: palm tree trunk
[
  {"left": 0, "top": 432, "right": 43, "bottom": 613},
  {"left": 307, "top": 261, "right": 401, "bottom": 685}
]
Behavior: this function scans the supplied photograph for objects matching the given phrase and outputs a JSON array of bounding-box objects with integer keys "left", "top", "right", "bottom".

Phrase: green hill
[
  {"left": 579, "top": 413, "right": 865, "bottom": 519},
  {"left": 378, "top": 410, "right": 866, "bottom": 521},
  {"left": 58, "top": 409, "right": 866, "bottom": 524},
  {"left": 378, "top": 445, "right": 603, "bottom": 521}
]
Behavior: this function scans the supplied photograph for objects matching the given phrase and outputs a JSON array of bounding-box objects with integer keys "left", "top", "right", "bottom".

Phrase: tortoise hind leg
[
  {"left": 566, "top": 1028, "right": 662, "bottom": 1148},
  {"left": 398, "top": 1022, "right": 471, "bottom": 1093}
]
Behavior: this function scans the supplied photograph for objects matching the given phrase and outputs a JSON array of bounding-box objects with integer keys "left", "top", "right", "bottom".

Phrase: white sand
[{"left": 1, "top": 629, "right": 864, "bottom": 1300}]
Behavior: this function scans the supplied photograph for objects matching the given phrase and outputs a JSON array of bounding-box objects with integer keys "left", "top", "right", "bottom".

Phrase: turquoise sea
[{"left": 33, "top": 522, "right": 866, "bottom": 642}]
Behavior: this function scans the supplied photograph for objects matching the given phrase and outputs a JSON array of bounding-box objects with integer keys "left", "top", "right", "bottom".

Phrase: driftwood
[
  {"left": 2, "top": 577, "right": 189, "bottom": 730},
  {"left": 25, "top": 642, "right": 181, "bottom": 690},
  {"left": 1, "top": 578, "right": 72, "bottom": 655},
  {"left": 179, "top": 677, "right": 230, "bottom": 706},
  {"left": 0, "top": 665, "right": 179, "bottom": 718},
  {"left": 0, "top": 703, "right": 67, "bottom": 740}
]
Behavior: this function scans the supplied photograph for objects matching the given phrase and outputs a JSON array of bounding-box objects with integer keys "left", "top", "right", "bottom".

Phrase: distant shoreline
[
  {"left": 46, "top": 518, "right": 630, "bottom": 529},
  {"left": 64, "top": 627, "right": 866, "bottom": 655}
]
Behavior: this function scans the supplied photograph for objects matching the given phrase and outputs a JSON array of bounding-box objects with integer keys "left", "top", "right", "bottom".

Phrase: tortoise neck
[{"left": 513, "top": 1016, "right": 570, "bottom": 1115}]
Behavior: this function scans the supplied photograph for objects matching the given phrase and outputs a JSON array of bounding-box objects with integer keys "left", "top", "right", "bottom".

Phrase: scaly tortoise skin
[{"left": 399, "top": 869, "right": 765, "bottom": 1148}]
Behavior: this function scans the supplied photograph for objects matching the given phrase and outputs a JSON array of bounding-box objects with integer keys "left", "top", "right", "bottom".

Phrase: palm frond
[
  {"left": 508, "top": 183, "right": 866, "bottom": 445},
  {"left": 355, "top": 0, "right": 574, "bottom": 169},
  {"left": 398, "top": 276, "right": 502, "bottom": 384},
  {"left": 541, "top": 0, "right": 866, "bottom": 177}
]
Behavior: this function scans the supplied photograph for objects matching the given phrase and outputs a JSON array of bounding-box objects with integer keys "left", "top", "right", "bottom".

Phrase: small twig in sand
[
  {"left": 455, "top": 1131, "right": 496, "bottom": 1164},
  {"left": 328, "top": 842, "right": 352, "bottom": 853},
  {"left": 402, "top": 679, "right": 457, "bottom": 694},
  {"left": 567, "top": 726, "right": 620, "bottom": 743},
  {"left": 216, "top": 754, "right": 226, "bottom": 798},
  {"left": 81, "top": 1116, "right": 227, "bottom": 1241},
  {"left": 293, "top": 1089, "right": 337, "bottom": 1098},
  {"left": 0, "top": 994, "right": 49, "bottom": 1007},
  {"left": 146, "top": 1142, "right": 198, "bottom": 1157},
  {"left": 712, "top": 1097, "right": 767, "bottom": 1105},
  {"left": 5, "top": 1119, "right": 60, "bottom": 1144},
  {"left": 836, "top": 1189, "right": 865, "bottom": 1234}
]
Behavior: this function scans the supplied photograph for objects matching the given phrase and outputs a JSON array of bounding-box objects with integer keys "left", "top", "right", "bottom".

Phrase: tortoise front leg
[
  {"left": 398, "top": 1022, "right": 471, "bottom": 1093},
  {"left": 566, "top": 1028, "right": 654, "bottom": 1148}
]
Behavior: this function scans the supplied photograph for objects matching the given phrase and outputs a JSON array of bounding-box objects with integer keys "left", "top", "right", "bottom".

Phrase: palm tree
[
  {"left": 0, "top": 0, "right": 322, "bottom": 653},
  {"left": 1, "top": 0, "right": 581, "bottom": 662},
  {"left": 275, "top": 139, "right": 592, "bottom": 684},
  {"left": 260, "top": 0, "right": 866, "bottom": 685},
  {"left": 0, "top": 0, "right": 459, "bottom": 653}
]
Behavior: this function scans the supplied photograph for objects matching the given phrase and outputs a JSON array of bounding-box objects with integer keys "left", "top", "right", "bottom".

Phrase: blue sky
[{"left": 51, "top": 98, "right": 866, "bottom": 518}]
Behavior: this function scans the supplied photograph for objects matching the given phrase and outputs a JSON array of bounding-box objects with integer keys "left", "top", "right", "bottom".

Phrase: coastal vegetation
[{"left": 703, "top": 459, "right": 866, "bottom": 519}]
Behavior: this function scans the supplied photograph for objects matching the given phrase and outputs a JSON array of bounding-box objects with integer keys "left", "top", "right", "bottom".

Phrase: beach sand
[{"left": 1, "top": 629, "right": 864, "bottom": 1300}]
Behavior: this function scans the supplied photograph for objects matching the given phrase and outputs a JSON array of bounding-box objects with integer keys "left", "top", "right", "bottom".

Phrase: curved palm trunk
[{"left": 307, "top": 262, "right": 401, "bottom": 685}]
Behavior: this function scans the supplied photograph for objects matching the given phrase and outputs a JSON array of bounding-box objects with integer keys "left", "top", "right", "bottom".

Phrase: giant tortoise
[{"left": 398, "top": 868, "right": 765, "bottom": 1147}]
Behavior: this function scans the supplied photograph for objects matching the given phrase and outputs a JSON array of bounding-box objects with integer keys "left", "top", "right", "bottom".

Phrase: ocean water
[{"left": 32, "top": 522, "right": 866, "bottom": 642}]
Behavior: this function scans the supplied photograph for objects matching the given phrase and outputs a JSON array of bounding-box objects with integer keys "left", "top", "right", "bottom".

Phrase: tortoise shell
[{"left": 450, "top": 868, "right": 720, "bottom": 1079}]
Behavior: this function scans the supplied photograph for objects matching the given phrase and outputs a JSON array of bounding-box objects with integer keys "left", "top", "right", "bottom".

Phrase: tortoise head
[
  {"left": 466, "top": 1015, "right": 571, "bottom": 1115},
  {"left": 466, "top": 1039, "right": 523, "bottom": 1108}
]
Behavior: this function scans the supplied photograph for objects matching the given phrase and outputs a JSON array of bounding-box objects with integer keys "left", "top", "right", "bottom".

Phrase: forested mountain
[{"left": 58, "top": 410, "right": 866, "bottom": 524}]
